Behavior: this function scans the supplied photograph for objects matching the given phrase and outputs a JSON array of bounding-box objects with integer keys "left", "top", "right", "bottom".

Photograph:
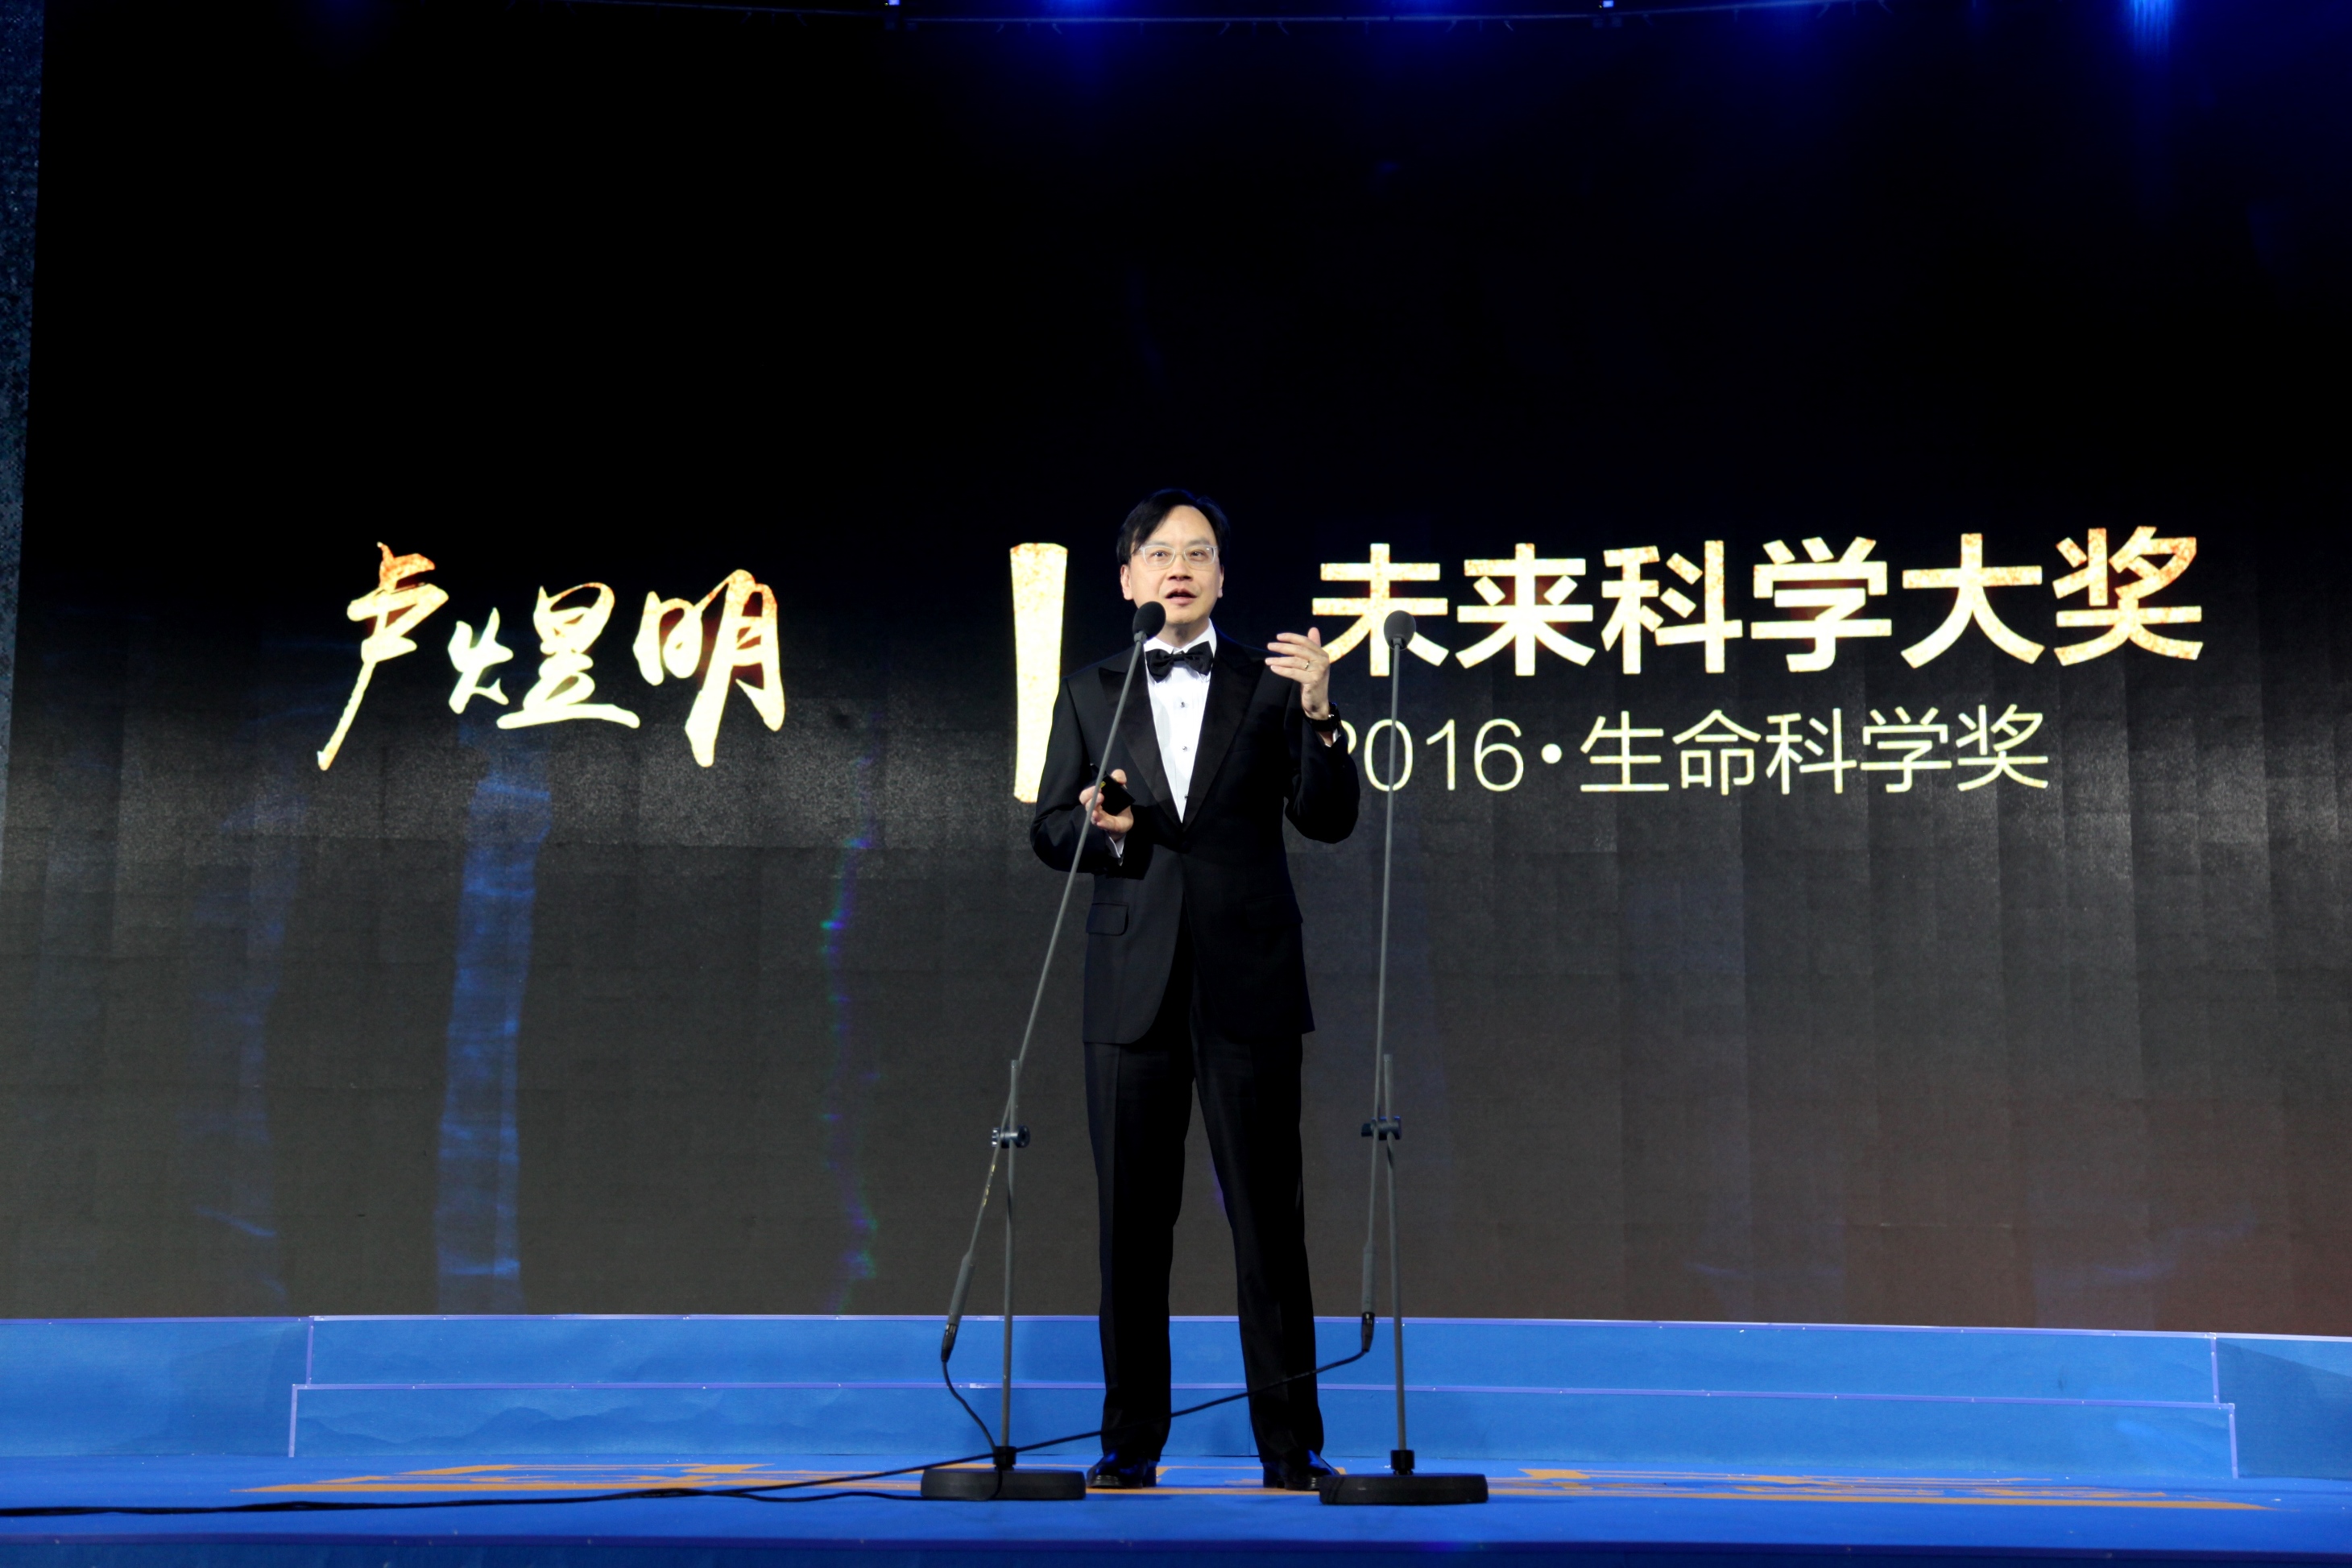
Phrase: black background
[{"left": 2, "top": 0, "right": 2350, "bottom": 1330}]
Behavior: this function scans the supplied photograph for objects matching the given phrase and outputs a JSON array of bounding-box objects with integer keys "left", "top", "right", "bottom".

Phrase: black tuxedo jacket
[{"left": 1030, "top": 638, "right": 1360, "bottom": 1045}]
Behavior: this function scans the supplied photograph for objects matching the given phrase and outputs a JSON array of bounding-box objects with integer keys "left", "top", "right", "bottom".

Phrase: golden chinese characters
[
  {"left": 499, "top": 583, "right": 641, "bottom": 730},
  {"left": 1315, "top": 546, "right": 1451, "bottom": 676},
  {"left": 318, "top": 544, "right": 449, "bottom": 771},
  {"left": 1310, "top": 531, "right": 2198, "bottom": 678},
  {"left": 633, "top": 570, "right": 785, "bottom": 767},
  {"left": 2052, "top": 527, "right": 2201, "bottom": 664}
]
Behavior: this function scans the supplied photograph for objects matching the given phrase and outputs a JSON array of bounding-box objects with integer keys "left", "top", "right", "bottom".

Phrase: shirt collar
[{"left": 1145, "top": 621, "right": 1218, "bottom": 659}]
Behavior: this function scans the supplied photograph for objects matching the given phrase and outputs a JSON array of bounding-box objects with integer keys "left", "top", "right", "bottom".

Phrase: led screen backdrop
[{"left": 2, "top": 0, "right": 2347, "bottom": 1332}]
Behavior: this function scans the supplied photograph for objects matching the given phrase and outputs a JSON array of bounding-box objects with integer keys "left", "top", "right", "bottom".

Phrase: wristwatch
[{"left": 1306, "top": 702, "right": 1343, "bottom": 736}]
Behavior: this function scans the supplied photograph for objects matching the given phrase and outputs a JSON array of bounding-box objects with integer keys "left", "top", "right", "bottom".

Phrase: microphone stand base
[
  {"left": 920, "top": 1464, "right": 1087, "bottom": 1501},
  {"left": 1320, "top": 1471, "right": 1489, "bottom": 1506}
]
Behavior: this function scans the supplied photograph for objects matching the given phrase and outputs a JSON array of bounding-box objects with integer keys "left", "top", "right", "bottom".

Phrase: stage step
[
  {"left": 304, "top": 1314, "right": 2223, "bottom": 1402},
  {"left": 9, "top": 1314, "right": 2348, "bottom": 1480},
  {"left": 280, "top": 1315, "right": 2236, "bottom": 1475},
  {"left": 288, "top": 1376, "right": 2238, "bottom": 1477}
]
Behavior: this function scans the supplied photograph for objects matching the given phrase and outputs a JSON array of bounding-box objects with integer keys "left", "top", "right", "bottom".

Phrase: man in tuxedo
[{"left": 1031, "top": 490, "right": 1358, "bottom": 1491}]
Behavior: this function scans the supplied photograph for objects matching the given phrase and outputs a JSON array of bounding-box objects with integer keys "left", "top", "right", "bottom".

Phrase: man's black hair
[{"left": 1116, "top": 488, "right": 1231, "bottom": 565}]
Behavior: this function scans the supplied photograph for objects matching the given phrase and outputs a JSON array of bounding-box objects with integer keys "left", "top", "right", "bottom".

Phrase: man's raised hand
[{"left": 1269, "top": 627, "right": 1334, "bottom": 722}]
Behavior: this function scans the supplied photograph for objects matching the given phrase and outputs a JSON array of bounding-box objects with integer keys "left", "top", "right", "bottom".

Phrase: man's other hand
[
  {"left": 1269, "top": 628, "right": 1335, "bottom": 738},
  {"left": 1082, "top": 768, "right": 1136, "bottom": 835}
]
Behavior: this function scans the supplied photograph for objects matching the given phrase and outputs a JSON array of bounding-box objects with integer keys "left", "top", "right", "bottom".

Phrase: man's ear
[{"left": 1119, "top": 564, "right": 1135, "bottom": 602}]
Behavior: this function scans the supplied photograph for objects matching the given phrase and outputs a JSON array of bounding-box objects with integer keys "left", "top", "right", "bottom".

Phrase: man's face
[{"left": 1119, "top": 506, "right": 1224, "bottom": 640}]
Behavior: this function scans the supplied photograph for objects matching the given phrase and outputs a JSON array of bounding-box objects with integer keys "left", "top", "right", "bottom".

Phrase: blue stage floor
[
  {"left": 1, "top": 1452, "right": 2349, "bottom": 1566},
  {"left": 6, "top": 1314, "right": 2351, "bottom": 1564}
]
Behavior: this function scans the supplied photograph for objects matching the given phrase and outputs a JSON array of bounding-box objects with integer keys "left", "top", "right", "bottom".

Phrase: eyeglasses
[{"left": 1133, "top": 544, "right": 1219, "bottom": 570}]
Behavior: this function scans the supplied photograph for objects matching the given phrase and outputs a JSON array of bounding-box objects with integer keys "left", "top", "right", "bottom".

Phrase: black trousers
[{"left": 1085, "top": 929, "right": 1323, "bottom": 1466}]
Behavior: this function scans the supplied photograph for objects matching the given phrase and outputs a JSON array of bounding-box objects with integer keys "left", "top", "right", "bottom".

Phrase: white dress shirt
[
  {"left": 1145, "top": 622, "right": 1217, "bottom": 820},
  {"left": 1105, "top": 622, "right": 1216, "bottom": 859}
]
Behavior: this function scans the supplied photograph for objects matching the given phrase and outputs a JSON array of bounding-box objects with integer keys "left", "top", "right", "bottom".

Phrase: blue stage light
[{"left": 2130, "top": 0, "right": 2172, "bottom": 51}]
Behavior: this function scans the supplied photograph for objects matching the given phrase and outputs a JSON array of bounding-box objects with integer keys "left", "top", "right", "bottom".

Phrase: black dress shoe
[
  {"left": 1261, "top": 1450, "right": 1339, "bottom": 1491},
  {"left": 1086, "top": 1454, "right": 1159, "bottom": 1489}
]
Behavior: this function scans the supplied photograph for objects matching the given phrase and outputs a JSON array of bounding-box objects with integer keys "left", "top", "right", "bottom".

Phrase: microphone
[
  {"left": 1383, "top": 609, "right": 1415, "bottom": 648},
  {"left": 1133, "top": 601, "right": 1168, "bottom": 642}
]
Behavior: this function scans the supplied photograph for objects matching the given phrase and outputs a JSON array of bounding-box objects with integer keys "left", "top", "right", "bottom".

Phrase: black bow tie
[{"left": 1146, "top": 643, "right": 1214, "bottom": 681}]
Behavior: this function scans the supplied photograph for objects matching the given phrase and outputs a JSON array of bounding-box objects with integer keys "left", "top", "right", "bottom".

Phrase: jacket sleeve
[
  {"left": 1030, "top": 676, "right": 1130, "bottom": 875},
  {"left": 1282, "top": 686, "right": 1360, "bottom": 845}
]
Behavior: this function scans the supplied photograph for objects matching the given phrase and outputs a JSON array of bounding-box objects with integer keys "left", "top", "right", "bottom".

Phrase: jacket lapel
[
  {"left": 1098, "top": 659, "right": 1172, "bottom": 814},
  {"left": 1186, "top": 640, "right": 1260, "bottom": 816}
]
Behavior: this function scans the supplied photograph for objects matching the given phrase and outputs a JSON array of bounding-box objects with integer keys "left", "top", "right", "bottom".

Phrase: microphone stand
[
  {"left": 921, "top": 602, "right": 1165, "bottom": 1503},
  {"left": 1323, "top": 613, "right": 1488, "bottom": 1507}
]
